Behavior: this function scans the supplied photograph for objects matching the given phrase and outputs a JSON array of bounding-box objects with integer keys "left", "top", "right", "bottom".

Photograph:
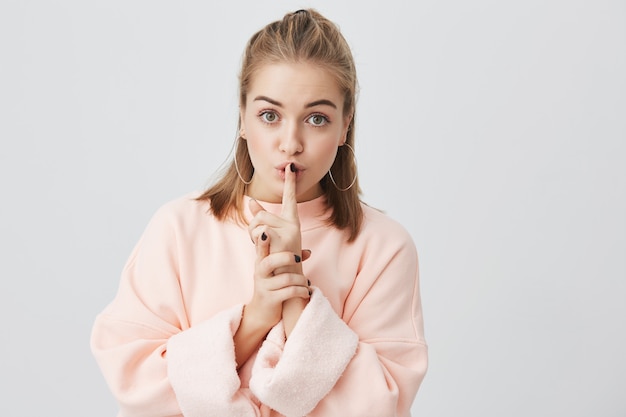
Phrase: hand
[
  {"left": 244, "top": 232, "right": 310, "bottom": 330},
  {"left": 234, "top": 232, "right": 310, "bottom": 369},
  {"left": 248, "top": 163, "right": 310, "bottom": 336},
  {"left": 248, "top": 166, "right": 302, "bottom": 257},
  {"left": 235, "top": 184, "right": 310, "bottom": 369}
]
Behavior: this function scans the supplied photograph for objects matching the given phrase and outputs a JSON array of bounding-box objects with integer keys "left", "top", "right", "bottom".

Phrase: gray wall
[{"left": 1, "top": 1, "right": 624, "bottom": 415}]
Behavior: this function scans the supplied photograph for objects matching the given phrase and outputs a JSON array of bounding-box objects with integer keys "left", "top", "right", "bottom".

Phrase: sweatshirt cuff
[
  {"left": 249, "top": 288, "right": 359, "bottom": 416},
  {"left": 166, "top": 304, "right": 257, "bottom": 417}
]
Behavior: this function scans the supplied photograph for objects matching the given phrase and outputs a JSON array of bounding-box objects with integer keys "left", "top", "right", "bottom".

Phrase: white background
[{"left": 1, "top": 1, "right": 624, "bottom": 416}]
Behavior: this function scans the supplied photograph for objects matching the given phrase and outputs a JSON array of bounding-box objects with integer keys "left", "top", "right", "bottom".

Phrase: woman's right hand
[
  {"left": 235, "top": 234, "right": 310, "bottom": 368},
  {"left": 245, "top": 232, "right": 311, "bottom": 330}
]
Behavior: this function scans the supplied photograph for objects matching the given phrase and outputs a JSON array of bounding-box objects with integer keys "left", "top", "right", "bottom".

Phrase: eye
[
  {"left": 307, "top": 114, "right": 329, "bottom": 127},
  {"left": 260, "top": 111, "right": 278, "bottom": 124}
]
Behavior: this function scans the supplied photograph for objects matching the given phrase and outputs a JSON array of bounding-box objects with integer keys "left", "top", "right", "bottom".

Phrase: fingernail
[
  {"left": 294, "top": 254, "right": 301, "bottom": 263},
  {"left": 290, "top": 163, "right": 296, "bottom": 172},
  {"left": 307, "top": 279, "right": 311, "bottom": 286},
  {"left": 261, "top": 232, "right": 267, "bottom": 241},
  {"left": 303, "top": 249, "right": 312, "bottom": 255}
]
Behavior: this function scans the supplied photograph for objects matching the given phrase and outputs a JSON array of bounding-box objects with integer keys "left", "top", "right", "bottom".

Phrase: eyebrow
[{"left": 253, "top": 95, "right": 337, "bottom": 109}]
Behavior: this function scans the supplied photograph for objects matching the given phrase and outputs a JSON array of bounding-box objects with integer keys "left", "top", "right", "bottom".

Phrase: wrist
[{"left": 241, "top": 304, "right": 275, "bottom": 336}]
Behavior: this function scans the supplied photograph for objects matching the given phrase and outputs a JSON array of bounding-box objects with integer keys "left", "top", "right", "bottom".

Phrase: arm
[
  {"left": 90, "top": 205, "right": 260, "bottom": 417},
  {"left": 310, "top": 237, "right": 428, "bottom": 417},
  {"left": 234, "top": 305, "right": 271, "bottom": 369},
  {"left": 249, "top": 225, "right": 428, "bottom": 417}
]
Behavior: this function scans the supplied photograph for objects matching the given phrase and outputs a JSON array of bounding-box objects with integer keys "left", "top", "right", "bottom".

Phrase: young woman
[{"left": 91, "top": 9, "right": 427, "bottom": 417}]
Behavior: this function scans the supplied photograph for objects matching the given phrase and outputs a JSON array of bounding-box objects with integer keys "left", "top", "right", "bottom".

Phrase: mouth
[{"left": 276, "top": 162, "right": 304, "bottom": 179}]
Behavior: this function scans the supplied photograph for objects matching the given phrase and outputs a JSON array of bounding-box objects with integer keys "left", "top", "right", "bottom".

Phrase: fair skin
[{"left": 233, "top": 62, "right": 352, "bottom": 368}]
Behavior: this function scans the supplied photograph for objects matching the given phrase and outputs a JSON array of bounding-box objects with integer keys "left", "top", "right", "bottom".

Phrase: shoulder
[
  {"left": 152, "top": 190, "right": 210, "bottom": 218},
  {"left": 145, "top": 191, "right": 214, "bottom": 234},
  {"left": 359, "top": 202, "right": 414, "bottom": 245},
  {"left": 352, "top": 202, "right": 418, "bottom": 261},
  {"left": 127, "top": 192, "right": 221, "bottom": 260}
]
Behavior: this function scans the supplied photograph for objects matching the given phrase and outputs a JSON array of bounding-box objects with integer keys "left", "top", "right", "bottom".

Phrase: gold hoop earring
[
  {"left": 328, "top": 143, "right": 358, "bottom": 191},
  {"left": 234, "top": 137, "right": 253, "bottom": 185}
]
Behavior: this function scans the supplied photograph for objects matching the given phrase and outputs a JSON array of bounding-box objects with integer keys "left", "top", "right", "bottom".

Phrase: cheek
[
  {"left": 243, "top": 127, "right": 267, "bottom": 160},
  {"left": 246, "top": 136, "right": 278, "bottom": 173},
  {"left": 246, "top": 139, "right": 266, "bottom": 165},
  {"left": 317, "top": 140, "right": 340, "bottom": 170}
]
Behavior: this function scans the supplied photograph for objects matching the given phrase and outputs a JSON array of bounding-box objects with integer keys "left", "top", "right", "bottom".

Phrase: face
[{"left": 240, "top": 62, "right": 351, "bottom": 203}]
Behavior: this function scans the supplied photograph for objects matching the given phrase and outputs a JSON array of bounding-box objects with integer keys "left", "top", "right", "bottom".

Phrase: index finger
[{"left": 281, "top": 163, "right": 298, "bottom": 220}]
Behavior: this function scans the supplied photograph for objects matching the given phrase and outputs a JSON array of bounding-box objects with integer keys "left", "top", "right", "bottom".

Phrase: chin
[{"left": 296, "top": 184, "right": 324, "bottom": 202}]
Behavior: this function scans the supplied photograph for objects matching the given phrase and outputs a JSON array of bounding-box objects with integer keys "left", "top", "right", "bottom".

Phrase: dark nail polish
[
  {"left": 294, "top": 254, "right": 301, "bottom": 263},
  {"left": 290, "top": 163, "right": 296, "bottom": 172},
  {"left": 307, "top": 279, "right": 311, "bottom": 286},
  {"left": 261, "top": 232, "right": 267, "bottom": 241}
]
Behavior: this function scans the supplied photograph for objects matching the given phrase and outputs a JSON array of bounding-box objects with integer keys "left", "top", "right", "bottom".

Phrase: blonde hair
[{"left": 198, "top": 8, "right": 363, "bottom": 241}]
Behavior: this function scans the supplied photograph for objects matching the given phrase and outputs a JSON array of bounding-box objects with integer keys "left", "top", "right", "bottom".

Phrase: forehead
[{"left": 246, "top": 62, "right": 344, "bottom": 107}]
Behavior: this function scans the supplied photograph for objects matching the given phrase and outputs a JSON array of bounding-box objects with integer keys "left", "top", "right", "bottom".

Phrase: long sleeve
[
  {"left": 248, "top": 210, "right": 428, "bottom": 417},
  {"left": 166, "top": 304, "right": 261, "bottom": 417},
  {"left": 312, "top": 228, "right": 428, "bottom": 417},
  {"left": 249, "top": 289, "right": 359, "bottom": 416},
  {"left": 90, "top": 202, "right": 260, "bottom": 417}
]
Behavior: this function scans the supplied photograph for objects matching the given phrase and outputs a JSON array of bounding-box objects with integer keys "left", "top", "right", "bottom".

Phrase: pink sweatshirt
[{"left": 91, "top": 193, "right": 428, "bottom": 417}]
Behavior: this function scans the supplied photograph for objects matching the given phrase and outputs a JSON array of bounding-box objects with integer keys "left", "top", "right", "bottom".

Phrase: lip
[{"left": 275, "top": 162, "right": 305, "bottom": 180}]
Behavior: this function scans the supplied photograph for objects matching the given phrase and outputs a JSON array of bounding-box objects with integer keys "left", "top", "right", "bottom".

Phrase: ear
[
  {"left": 239, "top": 108, "right": 247, "bottom": 139},
  {"left": 340, "top": 112, "right": 353, "bottom": 145}
]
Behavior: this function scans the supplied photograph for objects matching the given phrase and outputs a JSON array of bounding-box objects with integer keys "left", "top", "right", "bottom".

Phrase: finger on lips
[{"left": 281, "top": 163, "right": 299, "bottom": 221}]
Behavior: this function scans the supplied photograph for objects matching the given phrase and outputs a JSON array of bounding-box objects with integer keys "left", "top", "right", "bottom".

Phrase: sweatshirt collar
[{"left": 242, "top": 194, "right": 331, "bottom": 231}]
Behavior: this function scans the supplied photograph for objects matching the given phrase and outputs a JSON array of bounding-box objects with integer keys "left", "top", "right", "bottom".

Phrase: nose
[{"left": 278, "top": 123, "right": 303, "bottom": 155}]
